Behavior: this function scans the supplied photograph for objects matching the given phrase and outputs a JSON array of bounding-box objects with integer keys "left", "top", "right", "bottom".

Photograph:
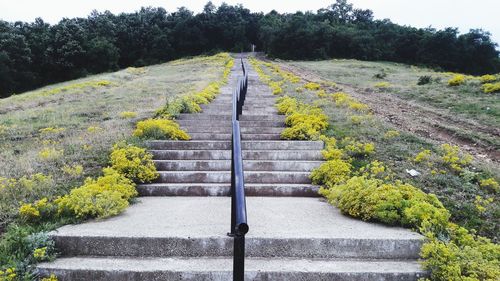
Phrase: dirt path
[{"left": 279, "top": 62, "right": 500, "bottom": 166}]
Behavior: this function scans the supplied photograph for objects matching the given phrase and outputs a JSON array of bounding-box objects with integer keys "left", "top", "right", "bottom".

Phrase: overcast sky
[{"left": 1, "top": 0, "right": 499, "bottom": 45}]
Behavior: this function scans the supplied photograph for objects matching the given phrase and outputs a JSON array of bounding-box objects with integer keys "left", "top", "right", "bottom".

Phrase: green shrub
[
  {"left": 55, "top": 168, "right": 137, "bottom": 219},
  {"left": 0, "top": 226, "right": 56, "bottom": 278},
  {"left": 133, "top": 119, "right": 190, "bottom": 140},
  {"left": 418, "top": 75, "right": 432, "bottom": 85},
  {"left": 373, "top": 71, "right": 387, "bottom": 79},
  {"left": 110, "top": 142, "right": 158, "bottom": 183}
]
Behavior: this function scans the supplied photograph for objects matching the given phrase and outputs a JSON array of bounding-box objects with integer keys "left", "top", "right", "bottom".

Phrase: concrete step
[
  {"left": 181, "top": 126, "right": 283, "bottom": 134},
  {"left": 150, "top": 150, "right": 323, "bottom": 160},
  {"left": 37, "top": 256, "right": 426, "bottom": 281},
  {"left": 205, "top": 99, "right": 276, "bottom": 104},
  {"left": 155, "top": 171, "right": 311, "bottom": 184},
  {"left": 147, "top": 140, "right": 323, "bottom": 150},
  {"left": 137, "top": 183, "right": 320, "bottom": 197},
  {"left": 176, "top": 114, "right": 284, "bottom": 121},
  {"left": 177, "top": 120, "right": 285, "bottom": 127},
  {"left": 200, "top": 102, "right": 276, "bottom": 107},
  {"left": 45, "top": 197, "right": 423, "bottom": 259},
  {"left": 208, "top": 101, "right": 277, "bottom": 107},
  {"left": 189, "top": 133, "right": 281, "bottom": 140},
  {"left": 215, "top": 96, "right": 276, "bottom": 101},
  {"left": 153, "top": 160, "right": 322, "bottom": 171},
  {"left": 203, "top": 108, "right": 278, "bottom": 114}
]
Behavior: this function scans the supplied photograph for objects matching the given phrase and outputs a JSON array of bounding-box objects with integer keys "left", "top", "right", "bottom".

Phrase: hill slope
[{"left": 0, "top": 56, "right": 223, "bottom": 230}]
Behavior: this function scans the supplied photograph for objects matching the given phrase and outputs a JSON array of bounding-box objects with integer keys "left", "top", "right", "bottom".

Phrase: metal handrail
[{"left": 228, "top": 57, "right": 249, "bottom": 281}]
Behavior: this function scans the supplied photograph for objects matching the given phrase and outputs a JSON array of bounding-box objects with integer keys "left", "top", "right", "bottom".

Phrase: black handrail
[{"left": 228, "top": 57, "right": 249, "bottom": 281}]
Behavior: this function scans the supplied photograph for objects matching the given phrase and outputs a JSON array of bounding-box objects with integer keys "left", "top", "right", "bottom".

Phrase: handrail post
[{"left": 234, "top": 234, "right": 245, "bottom": 280}]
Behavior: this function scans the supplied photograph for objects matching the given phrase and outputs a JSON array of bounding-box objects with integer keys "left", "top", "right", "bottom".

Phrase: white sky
[{"left": 1, "top": 0, "right": 499, "bottom": 45}]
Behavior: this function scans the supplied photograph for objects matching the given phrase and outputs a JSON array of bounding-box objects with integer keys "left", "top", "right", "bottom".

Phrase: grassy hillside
[
  {"left": 250, "top": 57, "right": 500, "bottom": 280},
  {"left": 283, "top": 60, "right": 500, "bottom": 157},
  {"left": 0, "top": 56, "right": 224, "bottom": 231},
  {"left": 256, "top": 58, "right": 499, "bottom": 241}
]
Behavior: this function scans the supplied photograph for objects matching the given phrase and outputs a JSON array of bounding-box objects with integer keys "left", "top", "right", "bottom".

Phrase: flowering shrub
[
  {"left": 119, "top": 111, "right": 137, "bottom": 118},
  {"left": 420, "top": 224, "right": 500, "bottom": 281},
  {"left": 38, "top": 147, "right": 64, "bottom": 161},
  {"left": 133, "top": 119, "right": 190, "bottom": 140},
  {"left": 341, "top": 138, "right": 375, "bottom": 157},
  {"left": 61, "top": 164, "right": 84, "bottom": 177},
  {"left": 350, "top": 115, "right": 363, "bottom": 125},
  {"left": 319, "top": 136, "right": 345, "bottom": 160},
  {"left": 0, "top": 174, "right": 54, "bottom": 226},
  {"left": 56, "top": 168, "right": 137, "bottom": 219},
  {"left": 321, "top": 176, "right": 450, "bottom": 230},
  {"left": 110, "top": 143, "right": 158, "bottom": 183},
  {"left": 348, "top": 102, "right": 369, "bottom": 112},
  {"left": 19, "top": 198, "right": 55, "bottom": 222},
  {"left": 304, "top": 82, "right": 321, "bottom": 91},
  {"left": 126, "top": 67, "right": 147, "bottom": 75},
  {"left": 316, "top": 90, "right": 327, "bottom": 98},
  {"left": 41, "top": 274, "right": 59, "bottom": 281},
  {"left": 331, "top": 92, "right": 351, "bottom": 106},
  {"left": 282, "top": 106, "right": 328, "bottom": 140},
  {"left": 481, "top": 82, "right": 500, "bottom": 93},
  {"left": 37, "top": 80, "right": 114, "bottom": 97},
  {"left": 275, "top": 96, "right": 298, "bottom": 115},
  {"left": 156, "top": 53, "right": 231, "bottom": 119},
  {"left": 414, "top": 149, "right": 432, "bottom": 163},
  {"left": 276, "top": 95, "right": 328, "bottom": 140},
  {"left": 479, "top": 74, "right": 497, "bottom": 84},
  {"left": 311, "top": 159, "right": 352, "bottom": 187},
  {"left": 0, "top": 124, "right": 7, "bottom": 135},
  {"left": 87, "top": 126, "right": 103, "bottom": 133},
  {"left": 479, "top": 178, "right": 499, "bottom": 193},
  {"left": 448, "top": 74, "right": 465, "bottom": 86},
  {"left": 39, "top": 127, "right": 65, "bottom": 135},
  {"left": 440, "top": 144, "right": 472, "bottom": 171},
  {"left": 33, "top": 246, "right": 48, "bottom": 261},
  {"left": 0, "top": 268, "right": 17, "bottom": 281},
  {"left": 374, "top": 82, "right": 391, "bottom": 88},
  {"left": 383, "top": 130, "right": 400, "bottom": 139},
  {"left": 269, "top": 81, "right": 283, "bottom": 95}
]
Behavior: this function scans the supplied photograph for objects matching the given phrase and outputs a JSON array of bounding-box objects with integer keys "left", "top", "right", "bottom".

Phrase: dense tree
[{"left": 0, "top": 0, "right": 499, "bottom": 98}]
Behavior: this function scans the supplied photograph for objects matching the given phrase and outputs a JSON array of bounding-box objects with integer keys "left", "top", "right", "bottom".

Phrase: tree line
[{"left": 1, "top": 0, "right": 499, "bottom": 98}]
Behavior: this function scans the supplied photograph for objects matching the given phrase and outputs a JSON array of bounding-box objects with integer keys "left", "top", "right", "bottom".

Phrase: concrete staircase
[{"left": 37, "top": 58, "right": 426, "bottom": 280}]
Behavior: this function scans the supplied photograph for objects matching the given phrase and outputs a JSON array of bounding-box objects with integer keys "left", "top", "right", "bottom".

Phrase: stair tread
[
  {"left": 49, "top": 197, "right": 422, "bottom": 241},
  {"left": 137, "top": 183, "right": 319, "bottom": 187},
  {"left": 38, "top": 256, "right": 425, "bottom": 274}
]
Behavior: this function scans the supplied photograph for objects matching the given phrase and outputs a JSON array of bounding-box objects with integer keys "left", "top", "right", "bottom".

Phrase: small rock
[{"left": 406, "top": 169, "right": 421, "bottom": 177}]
